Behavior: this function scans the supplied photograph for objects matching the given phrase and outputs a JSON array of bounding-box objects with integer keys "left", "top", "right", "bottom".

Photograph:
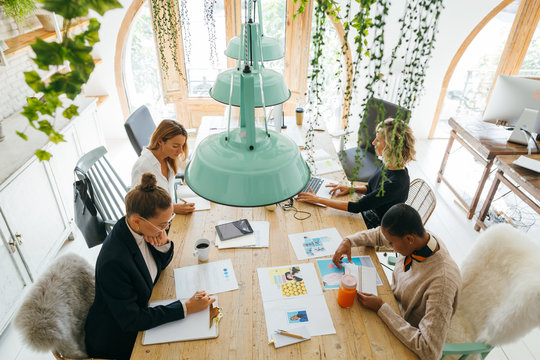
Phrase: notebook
[
  {"left": 142, "top": 299, "right": 219, "bottom": 345},
  {"left": 176, "top": 185, "right": 211, "bottom": 211},
  {"left": 272, "top": 326, "right": 311, "bottom": 348}
]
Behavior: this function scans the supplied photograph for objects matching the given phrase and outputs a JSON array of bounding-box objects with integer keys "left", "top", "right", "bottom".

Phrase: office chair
[
  {"left": 14, "top": 253, "right": 106, "bottom": 360},
  {"left": 75, "top": 146, "right": 128, "bottom": 236},
  {"left": 442, "top": 224, "right": 540, "bottom": 359},
  {"left": 124, "top": 105, "right": 156, "bottom": 157},
  {"left": 338, "top": 98, "right": 410, "bottom": 182}
]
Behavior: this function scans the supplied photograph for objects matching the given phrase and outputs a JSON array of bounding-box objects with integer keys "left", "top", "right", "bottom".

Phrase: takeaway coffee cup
[
  {"left": 193, "top": 238, "right": 210, "bottom": 262},
  {"left": 296, "top": 107, "right": 304, "bottom": 125}
]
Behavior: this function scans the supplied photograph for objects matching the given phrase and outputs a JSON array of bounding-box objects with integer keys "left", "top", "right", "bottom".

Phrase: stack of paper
[
  {"left": 176, "top": 185, "right": 211, "bottom": 211},
  {"left": 301, "top": 148, "right": 341, "bottom": 175},
  {"left": 173, "top": 259, "right": 238, "bottom": 299},
  {"left": 272, "top": 326, "right": 311, "bottom": 348},
  {"left": 142, "top": 298, "right": 219, "bottom": 344},
  {"left": 343, "top": 263, "right": 377, "bottom": 295},
  {"left": 215, "top": 220, "right": 270, "bottom": 249}
]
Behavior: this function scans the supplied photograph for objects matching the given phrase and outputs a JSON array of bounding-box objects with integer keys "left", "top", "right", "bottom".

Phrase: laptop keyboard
[{"left": 301, "top": 177, "right": 324, "bottom": 194}]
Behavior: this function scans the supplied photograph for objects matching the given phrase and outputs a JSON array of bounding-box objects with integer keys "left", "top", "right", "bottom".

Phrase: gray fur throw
[{"left": 14, "top": 252, "right": 95, "bottom": 358}]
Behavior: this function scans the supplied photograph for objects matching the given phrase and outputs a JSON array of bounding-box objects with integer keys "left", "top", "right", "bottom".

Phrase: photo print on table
[
  {"left": 267, "top": 266, "right": 308, "bottom": 297},
  {"left": 287, "top": 310, "right": 309, "bottom": 324}
]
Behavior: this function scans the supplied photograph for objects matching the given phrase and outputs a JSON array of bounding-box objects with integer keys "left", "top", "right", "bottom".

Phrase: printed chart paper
[
  {"left": 214, "top": 220, "right": 269, "bottom": 248},
  {"left": 257, "top": 263, "right": 335, "bottom": 340},
  {"left": 316, "top": 256, "right": 383, "bottom": 290},
  {"left": 174, "top": 259, "right": 238, "bottom": 299},
  {"left": 288, "top": 228, "right": 342, "bottom": 260}
]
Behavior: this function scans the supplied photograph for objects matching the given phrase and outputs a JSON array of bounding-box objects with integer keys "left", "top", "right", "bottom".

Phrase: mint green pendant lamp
[{"left": 185, "top": 0, "right": 310, "bottom": 207}]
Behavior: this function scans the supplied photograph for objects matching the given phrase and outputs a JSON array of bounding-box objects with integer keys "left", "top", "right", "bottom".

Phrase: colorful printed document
[
  {"left": 174, "top": 259, "right": 238, "bottom": 299},
  {"left": 288, "top": 228, "right": 342, "bottom": 260},
  {"left": 257, "top": 263, "right": 335, "bottom": 340},
  {"left": 316, "top": 256, "right": 383, "bottom": 290}
]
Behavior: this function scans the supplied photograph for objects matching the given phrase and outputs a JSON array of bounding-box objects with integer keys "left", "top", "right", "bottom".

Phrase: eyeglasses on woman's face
[{"left": 140, "top": 212, "right": 176, "bottom": 232}]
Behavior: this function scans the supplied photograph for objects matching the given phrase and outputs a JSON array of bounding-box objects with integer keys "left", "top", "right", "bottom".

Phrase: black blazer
[{"left": 85, "top": 217, "right": 184, "bottom": 360}]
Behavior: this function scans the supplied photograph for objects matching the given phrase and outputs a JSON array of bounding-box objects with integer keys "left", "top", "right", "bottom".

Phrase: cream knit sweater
[{"left": 347, "top": 227, "right": 462, "bottom": 360}]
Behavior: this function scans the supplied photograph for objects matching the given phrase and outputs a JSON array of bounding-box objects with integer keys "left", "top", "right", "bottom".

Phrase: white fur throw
[
  {"left": 447, "top": 224, "right": 540, "bottom": 346},
  {"left": 14, "top": 252, "right": 95, "bottom": 358}
]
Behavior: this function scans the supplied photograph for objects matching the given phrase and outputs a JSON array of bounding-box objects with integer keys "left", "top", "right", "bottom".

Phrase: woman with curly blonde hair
[{"left": 298, "top": 118, "right": 416, "bottom": 228}]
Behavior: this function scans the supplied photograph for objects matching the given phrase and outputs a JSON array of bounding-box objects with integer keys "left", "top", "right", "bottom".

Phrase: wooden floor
[{"left": 1, "top": 136, "right": 539, "bottom": 360}]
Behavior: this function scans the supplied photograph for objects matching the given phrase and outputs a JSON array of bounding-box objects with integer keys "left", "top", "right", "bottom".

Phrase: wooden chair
[
  {"left": 442, "top": 224, "right": 540, "bottom": 359},
  {"left": 75, "top": 146, "right": 128, "bottom": 233},
  {"left": 14, "top": 253, "right": 106, "bottom": 360}
]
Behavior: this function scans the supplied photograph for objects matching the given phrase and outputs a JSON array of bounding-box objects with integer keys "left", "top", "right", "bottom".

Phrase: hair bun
[{"left": 139, "top": 173, "right": 157, "bottom": 192}]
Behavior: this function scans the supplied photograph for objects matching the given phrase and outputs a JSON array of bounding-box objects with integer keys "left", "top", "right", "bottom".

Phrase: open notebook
[
  {"left": 176, "top": 185, "right": 211, "bottom": 211},
  {"left": 142, "top": 299, "right": 219, "bottom": 345}
]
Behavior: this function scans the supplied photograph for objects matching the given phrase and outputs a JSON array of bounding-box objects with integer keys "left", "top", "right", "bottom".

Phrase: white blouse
[{"left": 131, "top": 147, "right": 176, "bottom": 199}]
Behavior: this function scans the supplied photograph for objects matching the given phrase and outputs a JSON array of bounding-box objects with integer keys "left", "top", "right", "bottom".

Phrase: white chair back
[{"left": 406, "top": 178, "right": 436, "bottom": 225}]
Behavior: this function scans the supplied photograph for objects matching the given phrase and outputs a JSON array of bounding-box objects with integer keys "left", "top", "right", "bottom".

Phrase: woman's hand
[
  {"left": 326, "top": 183, "right": 351, "bottom": 197},
  {"left": 296, "top": 189, "right": 319, "bottom": 203},
  {"left": 185, "top": 290, "right": 215, "bottom": 314},
  {"left": 357, "top": 292, "right": 384, "bottom": 312},
  {"left": 174, "top": 202, "right": 195, "bottom": 214},
  {"left": 144, "top": 230, "right": 169, "bottom": 247},
  {"left": 332, "top": 238, "right": 352, "bottom": 269}
]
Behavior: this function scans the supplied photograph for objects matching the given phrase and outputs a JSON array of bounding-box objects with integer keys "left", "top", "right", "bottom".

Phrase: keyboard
[{"left": 301, "top": 177, "right": 324, "bottom": 194}]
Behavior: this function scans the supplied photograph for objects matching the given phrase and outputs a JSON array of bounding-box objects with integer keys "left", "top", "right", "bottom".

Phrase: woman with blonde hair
[
  {"left": 297, "top": 118, "right": 416, "bottom": 228},
  {"left": 85, "top": 173, "right": 214, "bottom": 360},
  {"left": 131, "top": 119, "right": 195, "bottom": 214}
]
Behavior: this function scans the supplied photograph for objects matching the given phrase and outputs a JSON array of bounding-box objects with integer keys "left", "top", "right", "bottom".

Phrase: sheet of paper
[
  {"left": 215, "top": 220, "right": 269, "bottom": 248},
  {"left": 258, "top": 263, "right": 335, "bottom": 340},
  {"left": 142, "top": 298, "right": 218, "bottom": 344},
  {"left": 288, "top": 228, "right": 342, "bottom": 260},
  {"left": 513, "top": 155, "right": 540, "bottom": 173},
  {"left": 257, "top": 263, "right": 322, "bottom": 302},
  {"left": 316, "top": 256, "right": 383, "bottom": 289},
  {"left": 174, "top": 259, "right": 238, "bottom": 299},
  {"left": 361, "top": 266, "right": 378, "bottom": 295},
  {"left": 272, "top": 325, "right": 311, "bottom": 348},
  {"left": 176, "top": 185, "right": 211, "bottom": 211},
  {"left": 312, "top": 158, "right": 342, "bottom": 175},
  {"left": 262, "top": 293, "right": 335, "bottom": 340}
]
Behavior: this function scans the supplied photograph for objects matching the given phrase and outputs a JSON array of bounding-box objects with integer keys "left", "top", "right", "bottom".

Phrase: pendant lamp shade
[
  {"left": 185, "top": 128, "right": 310, "bottom": 207},
  {"left": 209, "top": 68, "right": 291, "bottom": 107},
  {"left": 225, "top": 35, "right": 284, "bottom": 61}
]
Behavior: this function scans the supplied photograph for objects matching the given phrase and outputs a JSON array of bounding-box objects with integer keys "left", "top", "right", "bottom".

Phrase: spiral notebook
[{"left": 142, "top": 299, "right": 219, "bottom": 345}]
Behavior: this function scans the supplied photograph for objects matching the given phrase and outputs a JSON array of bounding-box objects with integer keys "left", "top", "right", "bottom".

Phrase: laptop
[{"left": 298, "top": 177, "right": 334, "bottom": 207}]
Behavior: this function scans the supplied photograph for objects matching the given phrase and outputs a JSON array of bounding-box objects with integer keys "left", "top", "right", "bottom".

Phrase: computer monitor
[{"left": 483, "top": 75, "right": 540, "bottom": 144}]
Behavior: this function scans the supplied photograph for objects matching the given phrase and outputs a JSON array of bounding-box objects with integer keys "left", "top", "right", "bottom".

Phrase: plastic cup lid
[{"left": 341, "top": 274, "right": 357, "bottom": 289}]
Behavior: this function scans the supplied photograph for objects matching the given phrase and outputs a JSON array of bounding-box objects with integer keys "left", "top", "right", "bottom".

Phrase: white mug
[{"left": 193, "top": 238, "right": 210, "bottom": 262}]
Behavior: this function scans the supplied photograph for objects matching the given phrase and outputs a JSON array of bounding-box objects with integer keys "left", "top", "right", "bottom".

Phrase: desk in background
[
  {"left": 437, "top": 117, "right": 539, "bottom": 220},
  {"left": 130, "top": 117, "right": 417, "bottom": 359},
  {"left": 475, "top": 154, "right": 540, "bottom": 231}
]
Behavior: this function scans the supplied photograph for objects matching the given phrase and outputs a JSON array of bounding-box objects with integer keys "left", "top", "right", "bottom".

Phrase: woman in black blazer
[{"left": 85, "top": 173, "right": 214, "bottom": 360}]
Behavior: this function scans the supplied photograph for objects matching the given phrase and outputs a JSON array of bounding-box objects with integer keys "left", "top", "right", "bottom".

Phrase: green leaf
[
  {"left": 81, "top": 18, "right": 101, "bottom": 46},
  {"left": 22, "top": 104, "right": 39, "bottom": 122},
  {"left": 35, "top": 149, "right": 52, "bottom": 161},
  {"left": 24, "top": 71, "right": 44, "bottom": 92},
  {"left": 37, "top": 120, "right": 54, "bottom": 135},
  {"left": 85, "top": 0, "right": 123, "bottom": 16},
  {"left": 40, "top": 0, "right": 90, "bottom": 19},
  {"left": 49, "top": 132, "right": 65, "bottom": 144},
  {"left": 16, "top": 131, "right": 28, "bottom": 141},
  {"left": 42, "top": 92, "right": 62, "bottom": 115},
  {"left": 63, "top": 105, "right": 79, "bottom": 119},
  {"left": 30, "top": 38, "right": 65, "bottom": 69}
]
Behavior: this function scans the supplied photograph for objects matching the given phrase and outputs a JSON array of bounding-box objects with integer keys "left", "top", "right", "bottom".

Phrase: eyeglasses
[{"left": 140, "top": 212, "right": 176, "bottom": 232}]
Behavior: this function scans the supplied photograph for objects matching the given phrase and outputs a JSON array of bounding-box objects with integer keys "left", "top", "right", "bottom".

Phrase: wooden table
[
  {"left": 131, "top": 117, "right": 417, "bottom": 359},
  {"left": 437, "top": 117, "right": 539, "bottom": 219},
  {"left": 475, "top": 154, "right": 540, "bottom": 231}
]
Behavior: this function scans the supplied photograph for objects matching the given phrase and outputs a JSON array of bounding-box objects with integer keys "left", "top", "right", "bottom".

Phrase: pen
[
  {"left": 178, "top": 197, "right": 188, "bottom": 204},
  {"left": 276, "top": 329, "right": 305, "bottom": 339}
]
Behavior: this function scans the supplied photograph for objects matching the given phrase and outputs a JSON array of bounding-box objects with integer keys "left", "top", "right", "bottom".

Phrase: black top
[
  {"left": 348, "top": 167, "right": 410, "bottom": 220},
  {"left": 85, "top": 217, "right": 184, "bottom": 360}
]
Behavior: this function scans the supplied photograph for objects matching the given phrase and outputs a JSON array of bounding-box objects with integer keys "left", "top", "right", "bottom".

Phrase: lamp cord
[{"left": 281, "top": 199, "right": 311, "bottom": 220}]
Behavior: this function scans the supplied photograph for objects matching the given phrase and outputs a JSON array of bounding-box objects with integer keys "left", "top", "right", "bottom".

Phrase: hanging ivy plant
[
  {"left": 178, "top": 0, "right": 192, "bottom": 65},
  {"left": 203, "top": 0, "right": 218, "bottom": 68},
  {"left": 151, "top": 0, "right": 184, "bottom": 80},
  {"left": 0, "top": 0, "right": 36, "bottom": 24},
  {"left": 17, "top": 0, "right": 122, "bottom": 161}
]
